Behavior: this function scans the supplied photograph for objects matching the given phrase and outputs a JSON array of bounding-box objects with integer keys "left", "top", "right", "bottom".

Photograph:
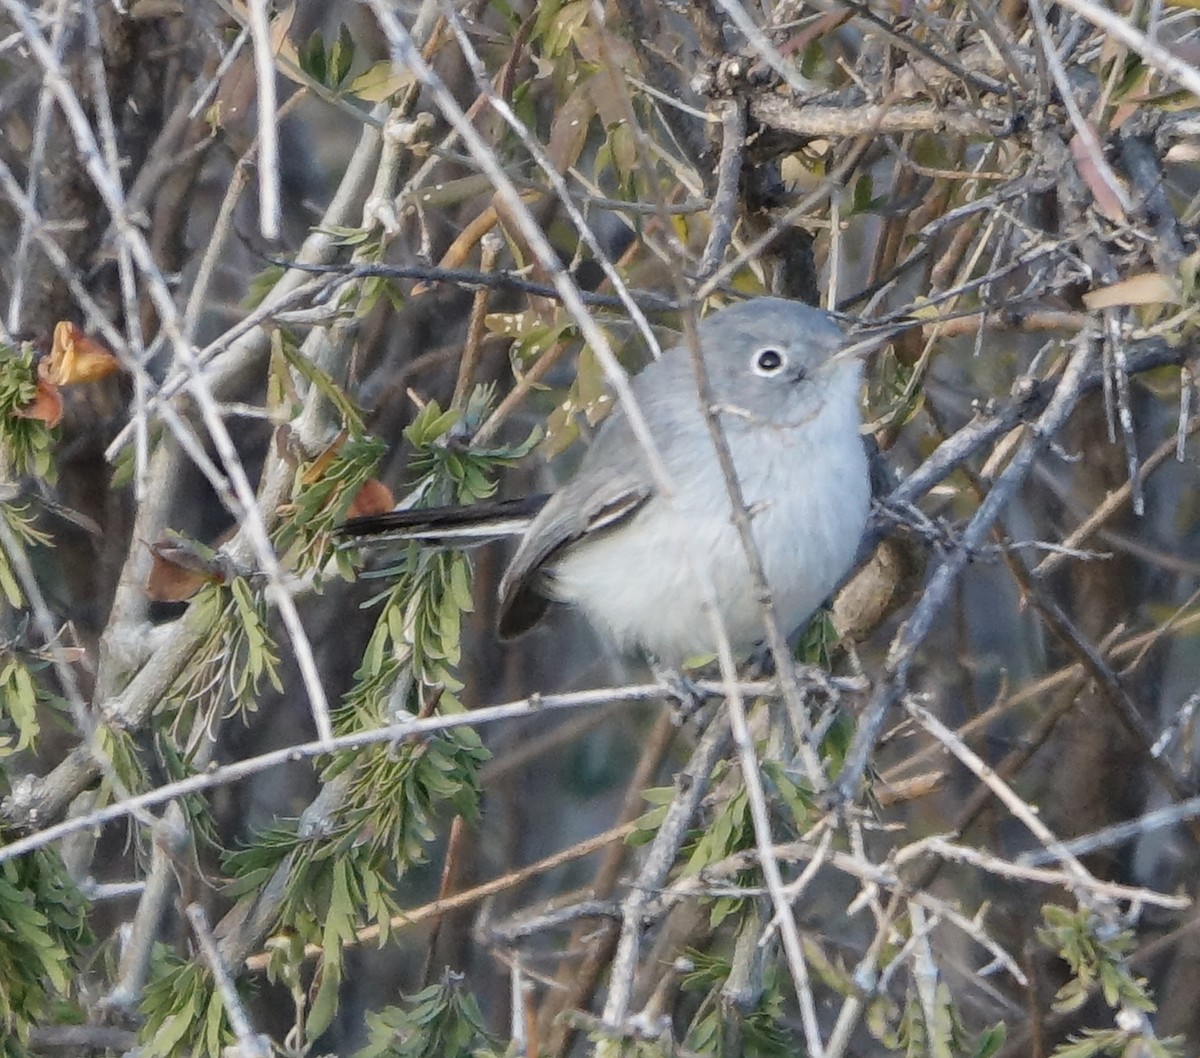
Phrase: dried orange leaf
[
  {"left": 13, "top": 377, "right": 63, "bottom": 427},
  {"left": 44, "top": 322, "right": 120, "bottom": 385},
  {"left": 146, "top": 538, "right": 228, "bottom": 602},
  {"left": 345, "top": 479, "right": 395, "bottom": 519}
]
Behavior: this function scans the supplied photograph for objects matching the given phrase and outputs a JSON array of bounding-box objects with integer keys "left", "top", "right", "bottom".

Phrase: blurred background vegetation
[{"left": 1, "top": 1, "right": 1199, "bottom": 1056}]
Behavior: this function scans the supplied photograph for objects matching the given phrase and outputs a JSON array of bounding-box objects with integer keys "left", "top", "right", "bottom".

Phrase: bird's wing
[
  {"left": 496, "top": 361, "right": 704, "bottom": 639},
  {"left": 496, "top": 472, "right": 652, "bottom": 640}
]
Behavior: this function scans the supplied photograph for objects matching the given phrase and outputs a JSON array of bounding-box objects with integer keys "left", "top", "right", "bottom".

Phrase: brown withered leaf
[
  {"left": 13, "top": 377, "right": 64, "bottom": 427},
  {"left": 300, "top": 430, "right": 349, "bottom": 486},
  {"left": 43, "top": 322, "right": 121, "bottom": 385},
  {"left": 345, "top": 479, "right": 395, "bottom": 520},
  {"left": 875, "top": 770, "right": 945, "bottom": 808},
  {"left": 146, "top": 537, "right": 231, "bottom": 602},
  {"left": 1069, "top": 130, "right": 1128, "bottom": 224},
  {"left": 1083, "top": 272, "right": 1181, "bottom": 309}
]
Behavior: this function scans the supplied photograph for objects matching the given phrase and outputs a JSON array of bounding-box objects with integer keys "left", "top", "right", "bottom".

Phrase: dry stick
[
  {"left": 473, "top": 337, "right": 573, "bottom": 447},
  {"left": 187, "top": 904, "right": 270, "bottom": 1058},
  {"left": 899, "top": 627, "right": 1160, "bottom": 901},
  {"left": 182, "top": 89, "right": 311, "bottom": 343},
  {"left": 100, "top": 88, "right": 272, "bottom": 633},
  {"left": 884, "top": 606, "right": 1200, "bottom": 788},
  {"left": 872, "top": 431, "right": 1200, "bottom": 835},
  {"left": 601, "top": 715, "right": 733, "bottom": 1030},
  {"left": 277, "top": 260, "right": 678, "bottom": 311},
  {"left": 750, "top": 95, "right": 988, "bottom": 138},
  {"left": 452, "top": 231, "right": 503, "bottom": 408},
  {"left": 862, "top": 337, "right": 1186, "bottom": 560},
  {"left": 895, "top": 835, "right": 1186, "bottom": 909},
  {"left": 480, "top": 704, "right": 620, "bottom": 784},
  {"left": 1118, "top": 131, "right": 1189, "bottom": 272},
  {"left": 904, "top": 701, "right": 1108, "bottom": 900},
  {"left": 5, "top": 0, "right": 67, "bottom": 334},
  {"left": 244, "top": 0, "right": 280, "bottom": 240},
  {"left": 1027, "top": 0, "right": 1132, "bottom": 215},
  {"left": 662, "top": 835, "right": 1181, "bottom": 918},
  {"left": 489, "top": 900, "right": 620, "bottom": 943},
  {"left": 846, "top": 176, "right": 1057, "bottom": 314},
  {"left": 104, "top": 809, "right": 190, "bottom": 1011},
  {"left": 906, "top": 702, "right": 1170, "bottom": 1054},
  {"left": 829, "top": 0, "right": 1014, "bottom": 96},
  {"left": 105, "top": 273, "right": 334, "bottom": 455},
  {"left": 104, "top": 90, "right": 384, "bottom": 458},
  {"left": 1120, "top": 575, "right": 1200, "bottom": 679},
  {"left": 28, "top": 1026, "right": 137, "bottom": 1053},
  {"left": 1052, "top": 0, "right": 1200, "bottom": 98},
  {"left": 109, "top": 722, "right": 218, "bottom": 1010},
  {"left": 1, "top": 113, "right": 385, "bottom": 829},
  {"left": 922, "top": 309, "right": 1089, "bottom": 338},
  {"left": 926, "top": 392, "right": 1200, "bottom": 830},
  {"left": 0, "top": 1, "right": 335, "bottom": 743},
  {"left": 1017, "top": 567, "right": 1198, "bottom": 824},
  {"left": 1020, "top": 790, "right": 1200, "bottom": 868},
  {"left": 680, "top": 330, "right": 830, "bottom": 1051},
  {"left": 696, "top": 100, "right": 745, "bottom": 280},
  {"left": 79, "top": 1, "right": 151, "bottom": 503},
  {"left": 419, "top": 814, "right": 469, "bottom": 988},
  {"left": 824, "top": 891, "right": 905, "bottom": 1058},
  {"left": 695, "top": 130, "right": 877, "bottom": 305},
  {"left": 835, "top": 331, "right": 1097, "bottom": 805},
  {"left": 713, "top": 0, "right": 844, "bottom": 97},
  {"left": 239, "top": 822, "right": 638, "bottom": 972},
  {"left": 542, "top": 711, "right": 680, "bottom": 1056},
  {"left": 960, "top": 0, "right": 1035, "bottom": 92},
  {"left": 0, "top": 680, "right": 770, "bottom": 865}
]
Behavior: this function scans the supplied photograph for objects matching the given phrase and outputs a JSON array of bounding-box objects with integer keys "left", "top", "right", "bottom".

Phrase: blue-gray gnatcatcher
[{"left": 341, "top": 297, "right": 871, "bottom": 666}]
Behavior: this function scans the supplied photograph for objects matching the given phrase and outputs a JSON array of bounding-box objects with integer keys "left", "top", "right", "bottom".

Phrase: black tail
[{"left": 338, "top": 494, "right": 550, "bottom": 543}]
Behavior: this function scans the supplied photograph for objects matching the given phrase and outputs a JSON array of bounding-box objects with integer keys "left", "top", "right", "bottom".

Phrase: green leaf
[
  {"left": 299, "top": 29, "right": 327, "bottom": 84},
  {"left": 973, "top": 1022, "right": 1007, "bottom": 1058},
  {"left": 328, "top": 23, "right": 355, "bottom": 87},
  {"left": 349, "top": 60, "right": 415, "bottom": 102},
  {"left": 307, "top": 958, "right": 342, "bottom": 1040}
]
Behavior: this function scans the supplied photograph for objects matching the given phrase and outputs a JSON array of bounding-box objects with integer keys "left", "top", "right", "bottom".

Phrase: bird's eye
[{"left": 753, "top": 347, "right": 787, "bottom": 376}]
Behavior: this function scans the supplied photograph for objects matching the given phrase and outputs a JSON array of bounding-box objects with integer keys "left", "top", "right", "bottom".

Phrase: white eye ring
[{"left": 752, "top": 347, "right": 787, "bottom": 376}]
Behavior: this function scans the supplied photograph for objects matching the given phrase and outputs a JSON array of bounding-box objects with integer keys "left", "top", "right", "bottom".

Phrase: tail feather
[{"left": 338, "top": 494, "right": 549, "bottom": 546}]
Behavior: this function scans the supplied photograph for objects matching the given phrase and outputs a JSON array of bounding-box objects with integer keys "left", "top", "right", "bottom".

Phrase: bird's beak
[{"left": 830, "top": 317, "right": 919, "bottom": 367}]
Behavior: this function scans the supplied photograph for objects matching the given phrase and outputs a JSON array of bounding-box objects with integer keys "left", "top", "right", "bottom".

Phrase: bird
[{"left": 340, "top": 297, "right": 872, "bottom": 668}]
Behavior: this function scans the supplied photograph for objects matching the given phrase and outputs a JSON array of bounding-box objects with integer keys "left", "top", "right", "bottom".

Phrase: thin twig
[
  {"left": 836, "top": 330, "right": 1098, "bottom": 804},
  {"left": 602, "top": 713, "right": 732, "bottom": 1025},
  {"left": 243, "top": 0, "right": 280, "bottom": 240},
  {"left": 697, "top": 101, "right": 745, "bottom": 279},
  {"left": 187, "top": 904, "right": 270, "bottom": 1058},
  {"left": 0, "top": 679, "right": 776, "bottom": 864}
]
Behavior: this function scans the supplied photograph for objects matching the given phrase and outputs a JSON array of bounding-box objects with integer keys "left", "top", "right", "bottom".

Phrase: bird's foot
[
  {"left": 745, "top": 641, "right": 777, "bottom": 679},
  {"left": 649, "top": 658, "right": 709, "bottom": 725}
]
